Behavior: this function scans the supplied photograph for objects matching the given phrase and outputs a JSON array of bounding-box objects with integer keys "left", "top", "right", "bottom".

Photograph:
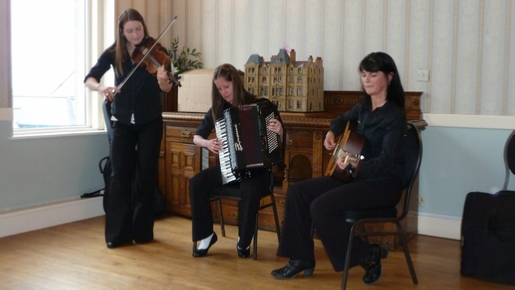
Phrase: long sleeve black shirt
[
  {"left": 328, "top": 100, "right": 407, "bottom": 182},
  {"left": 84, "top": 48, "right": 162, "bottom": 125}
]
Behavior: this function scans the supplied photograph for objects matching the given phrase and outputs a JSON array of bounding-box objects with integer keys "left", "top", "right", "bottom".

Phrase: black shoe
[
  {"left": 133, "top": 238, "right": 153, "bottom": 245},
  {"left": 106, "top": 238, "right": 131, "bottom": 249},
  {"left": 192, "top": 233, "right": 218, "bottom": 258},
  {"left": 237, "top": 245, "right": 250, "bottom": 258},
  {"left": 271, "top": 260, "right": 316, "bottom": 279},
  {"left": 106, "top": 242, "right": 118, "bottom": 249},
  {"left": 360, "top": 244, "right": 388, "bottom": 285}
]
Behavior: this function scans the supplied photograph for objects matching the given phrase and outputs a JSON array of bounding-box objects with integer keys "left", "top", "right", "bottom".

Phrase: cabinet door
[
  {"left": 283, "top": 129, "right": 325, "bottom": 188},
  {"left": 165, "top": 141, "right": 201, "bottom": 217}
]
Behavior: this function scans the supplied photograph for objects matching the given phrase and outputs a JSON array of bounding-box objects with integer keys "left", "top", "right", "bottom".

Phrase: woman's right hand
[
  {"left": 324, "top": 133, "right": 337, "bottom": 151},
  {"left": 99, "top": 85, "right": 120, "bottom": 102},
  {"left": 208, "top": 138, "right": 222, "bottom": 154}
]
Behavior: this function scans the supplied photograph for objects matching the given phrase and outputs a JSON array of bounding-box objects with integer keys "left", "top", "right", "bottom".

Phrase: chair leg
[
  {"left": 253, "top": 213, "right": 258, "bottom": 260},
  {"left": 270, "top": 194, "right": 281, "bottom": 242},
  {"left": 341, "top": 223, "right": 358, "bottom": 290},
  {"left": 396, "top": 221, "right": 418, "bottom": 284},
  {"left": 216, "top": 198, "right": 226, "bottom": 237},
  {"left": 359, "top": 223, "right": 369, "bottom": 243}
]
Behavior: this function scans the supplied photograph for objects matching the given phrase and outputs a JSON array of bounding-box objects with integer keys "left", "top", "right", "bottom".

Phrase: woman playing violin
[{"left": 84, "top": 8, "right": 176, "bottom": 248}]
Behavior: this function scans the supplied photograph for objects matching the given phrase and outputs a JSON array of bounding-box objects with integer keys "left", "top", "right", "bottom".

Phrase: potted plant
[
  {"left": 162, "top": 37, "right": 203, "bottom": 112},
  {"left": 168, "top": 36, "right": 203, "bottom": 79}
]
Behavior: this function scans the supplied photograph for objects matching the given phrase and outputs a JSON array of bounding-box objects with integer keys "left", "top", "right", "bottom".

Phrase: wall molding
[
  {"left": 0, "top": 197, "right": 104, "bottom": 238},
  {"left": 0, "top": 197, "right": 459, "bottom": 241},
  {"left": 424, "top": 113, "right": 515, "bottom": 130},
  {"left": 418, "top": 213, "right": 461, "bottom": 240}
]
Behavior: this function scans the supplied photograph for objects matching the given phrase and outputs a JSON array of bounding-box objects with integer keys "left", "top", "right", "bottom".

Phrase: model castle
[{"left": 244, "top": 49, "right": 324, "bottom": 112}]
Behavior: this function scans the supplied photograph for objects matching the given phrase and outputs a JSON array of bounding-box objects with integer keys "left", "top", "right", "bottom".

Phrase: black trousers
[
  {"left": 277, "top": 176, "right": 402, "bottom": 271},
  {"left": 104, "top": 116, "right": 163, "bottom": 244},
  {"left": 189, "top": 166, "right": 270, "bottom": 248}
]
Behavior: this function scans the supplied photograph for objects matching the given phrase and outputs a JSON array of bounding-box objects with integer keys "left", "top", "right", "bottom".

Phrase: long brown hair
[
  {"left": 112, "top": 9, "right": 149, "bottom": 76},
  {"left": 211, "top": 63, "right": 256, "bottom": 121}
]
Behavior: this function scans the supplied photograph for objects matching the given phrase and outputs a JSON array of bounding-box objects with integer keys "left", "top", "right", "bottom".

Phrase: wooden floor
[{"left": 0, "top": 215, "right": 513, "bottom": 290}]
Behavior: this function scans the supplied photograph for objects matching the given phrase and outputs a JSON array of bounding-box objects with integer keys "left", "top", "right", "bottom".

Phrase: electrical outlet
[
  {"left": 418, "top": 195, "right": 426, "bottom": 207},
  {"left": 417, "top": 69, "right": 430, "bottom": 82}
]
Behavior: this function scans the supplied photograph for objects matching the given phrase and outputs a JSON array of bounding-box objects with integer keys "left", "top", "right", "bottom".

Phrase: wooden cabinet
[
  {"left": 161, "top": 115, "right": 204, "bottom": 216},
  {"left": 160, "top": 91, "right": 426, "bottom": 250}
]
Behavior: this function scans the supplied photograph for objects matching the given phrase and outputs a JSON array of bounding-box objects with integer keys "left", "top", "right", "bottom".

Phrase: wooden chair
[
  {"left": 210, "top": 172, "right": 281, "bottom": 260},
  {"left": 340, "top": 122, "right": 422, "bottom": 289}
]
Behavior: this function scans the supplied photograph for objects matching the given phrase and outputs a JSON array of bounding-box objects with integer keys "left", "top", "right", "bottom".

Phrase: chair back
[
  {"left": 398, "top": 122, "right": 423, "bottom": 221},
  {"left": 102, "top": 100, "right": 114, "bottom": 146},
  {"left": 503, "top": 130, "right": 515, "bottom": 190}
]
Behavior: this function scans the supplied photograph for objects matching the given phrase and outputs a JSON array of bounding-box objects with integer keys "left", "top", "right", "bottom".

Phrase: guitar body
[{"left": 324, "top": 121, "right": 366, "bottom": 182}]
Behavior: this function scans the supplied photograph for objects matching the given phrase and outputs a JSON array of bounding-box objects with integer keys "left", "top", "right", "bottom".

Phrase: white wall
[{"left": 156, "top": 0, "right": 515, "bottom": 117}]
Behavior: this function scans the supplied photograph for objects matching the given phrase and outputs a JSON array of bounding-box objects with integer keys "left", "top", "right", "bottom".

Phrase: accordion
[{"left": 215, "top": 102, "right": 283, "bottom": 184}]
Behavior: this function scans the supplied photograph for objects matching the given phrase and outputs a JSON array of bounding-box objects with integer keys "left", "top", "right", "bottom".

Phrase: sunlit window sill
[{"left": 10, "top": 128, "right": 108, "bottom": 140}]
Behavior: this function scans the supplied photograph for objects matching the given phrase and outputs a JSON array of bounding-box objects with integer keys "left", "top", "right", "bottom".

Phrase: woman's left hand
[
  {"left": 157, "top": 65, "right": 169, "bottom": 83},
  {"left": 267, "top": 118, "right": 283, "bottom": 135},
  {"left": 157, "top": 65, "right": 172, "bottom": 92},
  {"left": 336, "top": 153, "right": 360, "bottom": 171}
]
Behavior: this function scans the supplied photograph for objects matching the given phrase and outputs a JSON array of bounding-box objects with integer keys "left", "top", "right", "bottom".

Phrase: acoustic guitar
[{"left": 324, "top": 121, "right": 366, "bottom": 182}]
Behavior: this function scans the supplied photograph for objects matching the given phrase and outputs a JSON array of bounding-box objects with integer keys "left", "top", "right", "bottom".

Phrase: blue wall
[
  {"left": 419, "top": 126, "right": 514, "bottom": 217},
  {"left": 1, "top": 119, "right": 514, "bottom": 219},
  {"left": 0, "top": 121, "right": 108, "bottom": 211}
]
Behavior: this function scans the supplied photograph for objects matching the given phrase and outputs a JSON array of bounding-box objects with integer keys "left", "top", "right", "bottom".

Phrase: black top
[
  {"left": 195, "top": 102, "right": 232, "bottom": 139},
  {"left": 84, "top": 48, "right": 162, "bottom": 125},
  {"left": 328, "top": 100, "right": 407, "bottom": 182}
]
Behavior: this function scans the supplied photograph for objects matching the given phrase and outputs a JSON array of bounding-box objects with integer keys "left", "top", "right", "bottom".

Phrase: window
[{"left": 11, "top": 0, "right": 88, "bottom": 131}]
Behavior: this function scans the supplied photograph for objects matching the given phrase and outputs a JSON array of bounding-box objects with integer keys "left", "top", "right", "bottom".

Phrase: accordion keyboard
[{"left": 215, "top": 119, "right": 237, "bottom": 184}]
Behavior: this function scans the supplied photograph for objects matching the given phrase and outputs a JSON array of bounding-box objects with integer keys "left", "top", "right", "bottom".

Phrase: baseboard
[
  {"left": 0, "top": 197, "right": 461, "bottom": 240},
  {"left": 417, "top": 213, "right": 461, "bottom": 240},
  {"left": 0, "top": 197, "right": 104, "bottom": 238}
]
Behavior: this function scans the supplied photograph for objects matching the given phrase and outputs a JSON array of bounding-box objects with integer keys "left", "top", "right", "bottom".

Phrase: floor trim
[
  {"left": 418, "top": 213, "right": 461, "bottom": 240},
  {"left": 0, "top": 197, "right": 104, "bottom": 238},
  {"left": 1, "top": 198, "right": 460, "bottom": 240}
]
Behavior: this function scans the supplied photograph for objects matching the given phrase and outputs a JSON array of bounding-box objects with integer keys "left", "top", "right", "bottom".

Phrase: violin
[
  {"left": 115, "top": 16, "right": 179, "bottom": 95},
  {"left": 132, "top": 36, "right": 181, "bottom": 87}
]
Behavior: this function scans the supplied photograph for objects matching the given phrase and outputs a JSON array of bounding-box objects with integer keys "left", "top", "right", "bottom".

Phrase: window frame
[{"left": 10, "top": 0, "right": 114, "bottom": 138}]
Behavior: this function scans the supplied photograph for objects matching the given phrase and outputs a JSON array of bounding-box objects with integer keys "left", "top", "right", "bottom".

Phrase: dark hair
[
  {"left": 211, "top": 63, "right": 256, "bottom": 121},
  {"left": 359, "top": 52, "right": 405, "bottom": 109},
  {"left": 112, "top": 9, "right": 149, "bottom": 76}
]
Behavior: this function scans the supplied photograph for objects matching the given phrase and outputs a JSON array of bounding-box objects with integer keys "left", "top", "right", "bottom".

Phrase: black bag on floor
[
  {"left": 80, "top": 156, "right": 110, "bottom": 198},
  {"left": 460, "top": 191, "right": 515, "bottom": 285},
  {"left": 82, "top": 156, "right": 166, "bottom": 218}
]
